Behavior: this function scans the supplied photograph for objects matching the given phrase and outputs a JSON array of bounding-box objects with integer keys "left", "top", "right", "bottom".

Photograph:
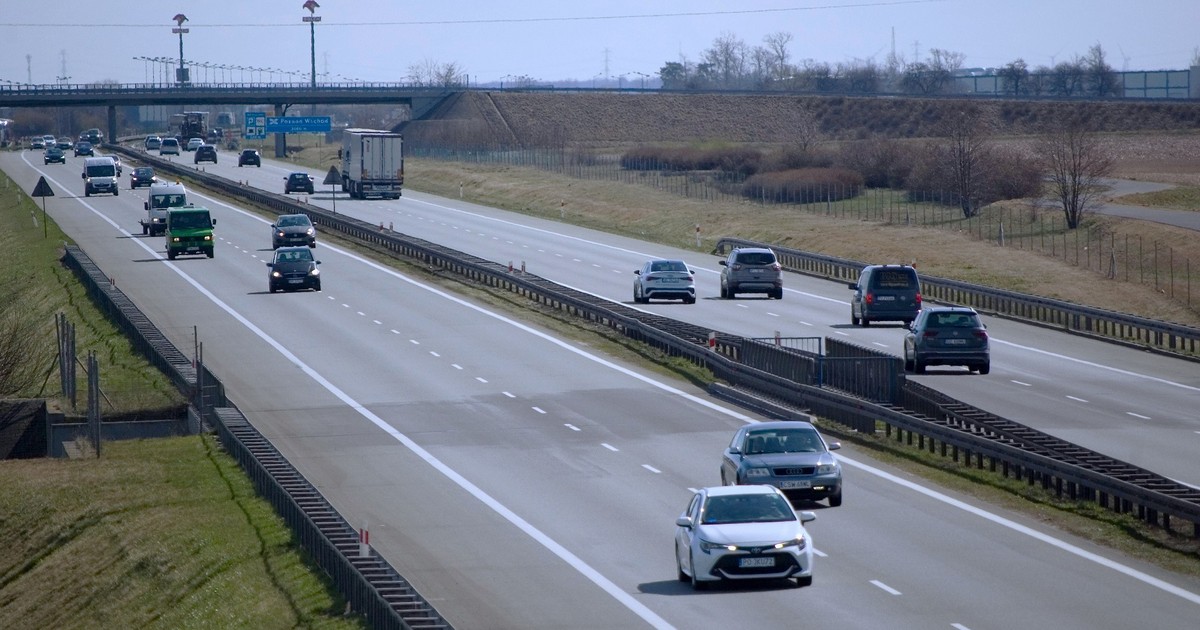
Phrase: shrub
[
  {"left": 741, "top": 168, "right": 864, "bottom": 204},
  {"left": 620, "top": 145, "right": 763, "bottom": 175},
  {"left": 836, "top": 137, "right": 913, "bottom": 189}
]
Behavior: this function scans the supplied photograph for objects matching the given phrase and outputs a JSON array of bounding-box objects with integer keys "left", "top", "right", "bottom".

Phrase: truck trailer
[{"left": 340, "top": 129, "right": 403, "bottom": 200}]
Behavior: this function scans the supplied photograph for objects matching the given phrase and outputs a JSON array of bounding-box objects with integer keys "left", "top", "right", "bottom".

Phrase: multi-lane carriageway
[{"left": 4, "top": 147, "right": 1199, "bottom": 629}]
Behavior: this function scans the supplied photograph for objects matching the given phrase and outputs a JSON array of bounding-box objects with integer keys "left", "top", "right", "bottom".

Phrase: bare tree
[
  {"left": 407, "top": 59, "right": 465, "bottom": 87},
  {"left": 702, "top": 32, "right": 748, "bottom": 88},
  {"left": 1084, "top": 43, "right": 1121, "bottom": 97},
  {"left": 763, "top": 31, "right": 793, "bottom": 80},
  {"left": 998, "top": 59, "right": 1029, "bottom": 95},
  {"left": 941, "top": 106, "right": 994, "bottom": 217},
  {"left": 1038, "top": 117, "right": 1113, "bottom": 229}
]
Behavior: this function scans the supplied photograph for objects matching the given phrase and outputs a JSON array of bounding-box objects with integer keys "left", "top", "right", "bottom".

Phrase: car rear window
[
  {"left": 928, "top": 312, "right": 980, "bottom": 328},
  {"left": 875, "top": 269, "right": 917, "bottom": 289},
  {"left": 736, "top": 252, "right": 776, "bottom": 265}
]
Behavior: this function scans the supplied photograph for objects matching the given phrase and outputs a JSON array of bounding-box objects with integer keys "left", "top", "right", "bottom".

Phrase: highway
[{"left": 4, "top": 148, "right": 1199, "bottom": 629}]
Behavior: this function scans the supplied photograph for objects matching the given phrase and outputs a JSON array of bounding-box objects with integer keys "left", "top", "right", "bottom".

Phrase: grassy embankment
[{"left": 0, "top": 164, "right": 365, "bottom": 628}]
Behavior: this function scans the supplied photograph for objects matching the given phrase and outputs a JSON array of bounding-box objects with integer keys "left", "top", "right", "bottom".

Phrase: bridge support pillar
[
  {"left": 107, "top": 106, "right": 117, "bottom": 146},
  {"left": 274, "top": 103, "right": 287, "bottom": 158}
]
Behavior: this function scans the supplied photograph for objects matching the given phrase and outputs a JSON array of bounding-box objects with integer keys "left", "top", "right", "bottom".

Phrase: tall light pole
[
  {"left": 172, "top": 13, "right": 189, "bottom": 84},
  {"left": 302, "top": 1, "right": 321, "bottom": 88}
]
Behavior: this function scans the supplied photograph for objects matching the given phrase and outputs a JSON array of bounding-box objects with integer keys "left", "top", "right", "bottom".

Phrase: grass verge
[{"left": 0, "top": 435, "right": 365, "bottom": 629}]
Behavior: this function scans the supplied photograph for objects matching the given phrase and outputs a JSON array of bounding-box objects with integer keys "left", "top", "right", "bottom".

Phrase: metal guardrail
[
  {"left": 106, "top": 145, "right": 1200, "bottom": 538},
  {"left": 61, "top": 245, "right": 447, "bottom": 630},
  {"left": 715, "top": 237, "right": 1200, "bottom": 357}
]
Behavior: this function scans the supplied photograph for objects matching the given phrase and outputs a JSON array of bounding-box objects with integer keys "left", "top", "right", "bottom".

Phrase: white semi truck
[{"left": 340, "top": 128, "right": 403, "bottom": 200}]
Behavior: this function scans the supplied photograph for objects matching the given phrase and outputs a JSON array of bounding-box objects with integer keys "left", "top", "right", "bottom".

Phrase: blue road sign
[
  {"left": 244, "top": 112, "right": 266, "bottom": 139},
  {"left": 265, "top": 116, "right": 331, "bottom": 133}
]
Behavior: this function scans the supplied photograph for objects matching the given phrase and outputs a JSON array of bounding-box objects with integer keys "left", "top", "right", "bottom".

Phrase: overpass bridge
[{"left": 0, "top": 82, "right": 456, "bottom": 155}]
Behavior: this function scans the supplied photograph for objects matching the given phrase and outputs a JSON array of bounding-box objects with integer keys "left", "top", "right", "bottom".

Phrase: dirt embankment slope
[{"left": 403, "top": 91, "right": 1200, "bottom": 148}]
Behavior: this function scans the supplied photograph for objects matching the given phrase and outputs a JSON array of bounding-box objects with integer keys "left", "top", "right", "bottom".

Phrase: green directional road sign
[{"left": 31, "top": 176, "right": 53, "bottom": 238}]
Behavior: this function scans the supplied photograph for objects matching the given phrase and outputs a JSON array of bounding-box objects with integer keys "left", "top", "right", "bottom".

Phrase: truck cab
[
  {"left": 142, "top": 182, "right": 189, "bottom": 236},
  {"left": 165, "top": 206, "right": 216, "bottom": 260}
]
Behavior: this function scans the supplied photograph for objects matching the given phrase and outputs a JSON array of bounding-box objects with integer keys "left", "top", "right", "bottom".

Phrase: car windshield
[
  {"left": 135, "top": 168, "right": 153, "bottom": 177},
  {"left": 743, "top": 429, "right": 823, "bottom": 454},
  {"left": 701, "top": 493, "right": 796, "bottom": 525},
  {"left": 86, "top": 165, "right": 115, "bottom": 177},
  {"left": 927, "top": 312, "right": 980, "bottom": 328},
  {"left": 275, "top": 249, "right": 313, "bottom": 263},
  {"left": 289, "top": 174, "right": 308, "bottom": 181},
  {"left": 153, "top": 194, "right": 186, "bottom": 209},
  {"left": 277, "top": 215, "right": 311, "bottom": 227},
  {"left": 737, "top": 252, "right": 776, "bottom": 265},
  {"left": 171, "top": 213, "right": 211, "bottom": 229}
]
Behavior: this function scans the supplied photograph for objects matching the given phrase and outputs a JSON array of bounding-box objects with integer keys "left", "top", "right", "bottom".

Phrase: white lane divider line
[
  {"left": 1066, "top": 395, "right": 1089, "bottom": 403},
  {"left": 409, "top": 339, "right": 419, "bottom": 344},
  {"left": 475, "top": 377, "right": 488, "bottom": 383},
  {"left": 872, "top": 341, "right": 888, "bottom": 348},
  {"left": 451, "top": 364, "right": 463, "bottom": 370},
  {"left": 531, "top": 406, "right": 546, "bottom": 414},
  {"left": 601, "top": 443, "right": 619, "bottom": 452},
  {"left": 871, "top": 580, "right": 902, "bottom": 595},
  {"left": 1011, "top": 380, "right": 1032, "bottom": 387},
  {"left": 641, "top": 464, "right": 661, "bottom": 474},
  {"left": 429, "top": 351, "right": 440, "bottom": 357},
  {"left": 1126, "top": 412, "right": 1151, "bottom": 420},
  {"left": 502, "top": 391, "right": 516, "bottom": 398},
  {"left": 564, "top": 424, "right": 581, "bottom": 431}
]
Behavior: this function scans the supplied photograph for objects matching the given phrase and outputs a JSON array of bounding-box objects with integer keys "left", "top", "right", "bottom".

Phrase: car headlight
[
  {"left": 171, "top": 237, "right": 180, "bottom": 243},
  {"left": 773, "top": 535, "right": 807, "bottom": 550},
  {"left": 276, "top": 231, "right": 285, "bottom": 238},
  {"left": 816, "top": 463, "right": 839, "bottom": 475},
  {"left": 203, "top": 235, "right": 212, "bottom": 241},
  {"left": 271, "top": 271, "right": 282, "bottom": 278},
  {"left": 306, "top": 228, "right": 314, "bottom": 235},
  {"left": 699, "top": 538, "right": 735, "bottom": 553},
  {"left": 309, "top": 268, "right": 320, "bottom": 276},
  {"left": 744, "top": 468, "right": 770, "bottom": 478}
]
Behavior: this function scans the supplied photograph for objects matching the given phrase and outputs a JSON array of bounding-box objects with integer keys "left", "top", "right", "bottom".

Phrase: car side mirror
[
  {"left": 798, "top": 511, "right": 817, "bottom": 524},
  {"left": 826, "top": 441, "right": 841, "bottom": 451},
  {"left": 265, "top": 262, "right": 273, "bottom": 268},
  {"left": 270, "top": 224, "right": 277, "bottom": 229},
  {"left": 633, "top": 270, "right": 641, "bottom": 275},
  {"left": 80, "top": 172, "right": 86, "bottom": 179},
  {"left": 315, "top": 260, "right": 322, "bottom": 265},
  {"left": 675, "top": 516, "right": 694, "bottom": 529},
  {"left": 728, "top": 446, "right": 741, "bottom": 455},
  {"left": 211, "top": 219, "right": 217, "bottom": 226},
  {"left": 144, "top": 202, "right": 149, "bottom": 210},
  {"left": 847, "top": 283, "right": 858, "bottom": 290},
  {"left": 718, "top": 260, "right": 728, "bottom": 267}
]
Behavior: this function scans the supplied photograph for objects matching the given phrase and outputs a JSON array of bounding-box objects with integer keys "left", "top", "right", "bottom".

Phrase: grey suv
[
  {"left": 903, "top": 306, "right": 990, "bottom": 374},
  {"left": 719, "top": 247, "right": 782, "bottom": 299},
  {"left": 848, "top": 264, "right": 922, "bottom": 326}
]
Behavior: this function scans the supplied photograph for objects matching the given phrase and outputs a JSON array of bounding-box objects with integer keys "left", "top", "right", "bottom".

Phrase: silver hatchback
[{"left": 719, "top": 247, "right": 782, "bottom": 299}]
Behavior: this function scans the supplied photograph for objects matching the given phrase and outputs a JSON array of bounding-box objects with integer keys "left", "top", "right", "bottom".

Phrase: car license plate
[
  {"left": 661, "top": 278, "right": 678, "bottom": 283},
  {"left": 751, "top": 269, "right": 763, "bottom": 274},
  {"left": 945, "top": 339, "right": 967, "bottom": 345},
  {"left": 738, "top": 557, "right": 775, "bottom": 568},
  {"left": 780, "top": 480, "right": 811, "bottom": 489},
  {"left": 877, "top": 295, "right": 895, "bottom": 301},
  {"left": 287, "top": 279, "right": 303, "bottom": 284},
  {"left": 186, "top": 246, "right": 199, "bottom": 252}
]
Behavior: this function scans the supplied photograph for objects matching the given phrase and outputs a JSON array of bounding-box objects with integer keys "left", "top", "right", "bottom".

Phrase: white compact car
[{"left": 674, "top": 485, "right": 816, "bottom": 589}]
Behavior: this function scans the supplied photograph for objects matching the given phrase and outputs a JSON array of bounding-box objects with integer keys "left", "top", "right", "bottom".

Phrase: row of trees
[{"left": 659, "top": 32, "right": 1123, "bottom": 98}]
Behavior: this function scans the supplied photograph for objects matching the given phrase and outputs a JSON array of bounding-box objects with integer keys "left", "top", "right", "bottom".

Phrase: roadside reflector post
[
  {"left": 359, "top": 520, "right": 370, "bottom": 558},
  {"left": 708, "top": 332, "right": 716, "bottom": 349},
  {"left": 775, "top": 330, "right": 781, "bottom": 346},
  {"left": 520, "top": 260, "right": 526, "bottom": 273},
  {"left": 695, "top": 223, "right": 701, "bottom": 248},
  {"left": 508, "top": 260, "right": 513, "bottom": 273}
]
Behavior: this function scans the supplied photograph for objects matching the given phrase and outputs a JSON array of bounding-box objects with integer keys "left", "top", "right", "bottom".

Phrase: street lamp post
[
  {"left": 172, "top": 13, "right": 189, "bottom": 84},
  {"left": 303, "top": 1, "right": 321, "bottom": 89}
]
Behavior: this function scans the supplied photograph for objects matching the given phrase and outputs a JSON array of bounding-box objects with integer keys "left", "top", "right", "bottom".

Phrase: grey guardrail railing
[
  {"left": 105, "top": 145, "right": 1200, "bottom": 537},
  {"left": 61, "top": 244, "right": 449, "bottom": 630},
  {"left": 715, "top": 237, "right": 1200, "bottom": 357}
]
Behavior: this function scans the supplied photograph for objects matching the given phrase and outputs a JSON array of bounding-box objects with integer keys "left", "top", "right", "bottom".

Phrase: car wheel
[
  {"left": 851, "top": 309, "right": 860, "bottom": 326},
  {"left": 861, "top": 317, "right": 870, "bottom": 327},
  {"left": 114, "top": 188, "right": 118, "bottom": 196},
  {"left": 913, "top": 359, "right": 925, "bottom": 374},
  {"left": 689, "top": 552, "right": 708, "bottom": 591},
  {"left": 313, "top": 281, "right": 322, "bottom": 292},
  {"left": 903, "top": 356, "right": 914, "bottom": 372},
  {"left": 773, "top": 289, "right": 783, "bottom": 300},
  {"left": 85, "top": 190, "right": 91, "bottom": 197},
  {"left": 977, "top": 363, "right": 991, "bottom": 375},
  {"left": 206, "top": 250, "right": 214, "bottom": 259},
  {"left": 167, "top": 250, "right": 176, "bottom": 261},
  {"left": 795, "top": 575, "right": 813, "bottom": 588},
  {"left": 269, "top": 286, "right": 277, "bottom": 294},
  {"left": 828, "top": 488, "right": 843, "bottom": 507}
]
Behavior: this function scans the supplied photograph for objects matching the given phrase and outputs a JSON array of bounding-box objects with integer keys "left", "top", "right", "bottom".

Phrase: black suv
[
  {"left": 238, "top": 149, "right": 261, "bottom": 167},
  {"left": 719, "top": 247, "right": 783, "bottom": 299},
  {"left": 848, "top": 264, "right": 922, "bottom": 326},
  {"left": 194, "top": 145, "right": 218, "bottom": 164},
  {"left": 284, "top": 172, "right": 315, "bottom": 194}
]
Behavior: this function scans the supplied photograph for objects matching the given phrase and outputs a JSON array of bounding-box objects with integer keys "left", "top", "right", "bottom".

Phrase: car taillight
[
  {"left": 864, "top": 292, "right": 874, "bottom": 305},
  {"left": 771, "top": 262, "right": 781, "bottom": 271},
  {"left": 974, "top": 330, "right": 988, "bottom": 341},
  {"left": 923, "top": 331, "right": 938, "bottom": 338},
  {"left": 915, "top": 293, "right": 922, "bottom": 306},
  {"left": 731, "top": 263, "right": 743, "bottom": 271}
]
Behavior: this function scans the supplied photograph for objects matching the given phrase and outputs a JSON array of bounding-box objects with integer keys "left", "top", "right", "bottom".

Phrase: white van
[
  {"left": 140, "top": 182, "right": 189, "bottom": 236},
  {"left": 81, "top": 157, "right": 119, "bottom": 197}
]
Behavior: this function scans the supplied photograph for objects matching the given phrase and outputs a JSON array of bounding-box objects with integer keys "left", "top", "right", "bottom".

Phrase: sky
[{"left": 1, "top": 1, "right": 1198, "bottom": 86}]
